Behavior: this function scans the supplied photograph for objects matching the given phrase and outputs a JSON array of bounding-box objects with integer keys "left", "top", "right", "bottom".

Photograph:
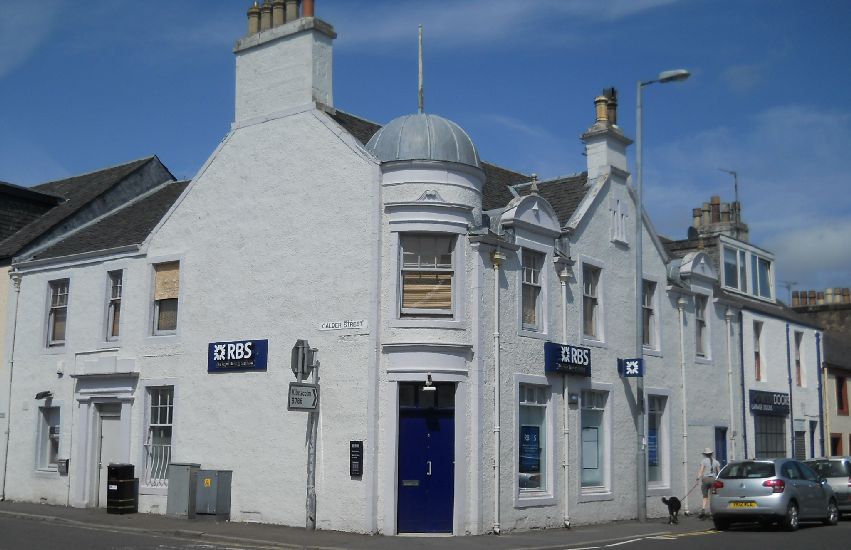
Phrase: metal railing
[{"left": 144, "top": 443, "right": 171, "bottom": 487}]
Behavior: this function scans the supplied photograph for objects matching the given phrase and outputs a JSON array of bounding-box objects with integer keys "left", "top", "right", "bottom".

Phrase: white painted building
[{"left": 1, "top": 2, "right": 821, "bottom": 536}]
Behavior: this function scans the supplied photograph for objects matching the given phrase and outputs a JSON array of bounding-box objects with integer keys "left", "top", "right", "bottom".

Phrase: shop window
[
  {"left": 581, "top": 390, "right": 608, "bottom": 489},
  {"left": 153, "top": 262, "right": 179, "bottom": 334},
  {"left": 37, "top": 406, "right": 60, "bottom": 470},
  {"left": 106, "top": 270, "right": 123, "bottom": 341},
  {"left": 518, "top": 384, "right": 548, "bottom": 493},
  {"left": 46, "top": 279, "right": 69, "bottom": 346},
  {"left": 647, "top": 395, "right": 668, "bottom": 486},
  {"left": 399, "top": 235, "right": 454, "bottom": 317},
  {"left": 143, "top": 386, "right": 173, "bottom": 487},
  {"left": 754, "top": 415, "right": 786, "bottom": 458},
  {"left": 521, "top": 249, "right": 544, "bottom": 331}
]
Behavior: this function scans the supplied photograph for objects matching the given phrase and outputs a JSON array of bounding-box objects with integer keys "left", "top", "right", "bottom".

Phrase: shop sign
[
  {"left": 618, "top": 358, "right": 644, "bottom": 377},
  {"left": 544, "top": 342, "right": 591, "bottom": 376},
  {"left": 749, "top": 389, "right": 790, "bottom": 416},
  {"left": 207, "top": 339, "right": 268, "bottom": 372},
  {"left": 519, "top": 425, "right": 541, "bottom": 474},
  {"left": 350, "top": 441, "right": 363, "bottom": 477}
]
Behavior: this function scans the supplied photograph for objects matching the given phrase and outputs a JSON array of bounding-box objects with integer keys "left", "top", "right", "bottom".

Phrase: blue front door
[
  {"left": 715, "top": 427, "right": 728, "bottom": 467},
  {"left": 397, "top": 383, "right": 455, "bottom": 533}
]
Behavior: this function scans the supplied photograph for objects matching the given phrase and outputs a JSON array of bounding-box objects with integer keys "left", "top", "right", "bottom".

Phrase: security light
[{"left": 35, "top": 390, "right": 53, "bottom": 400}]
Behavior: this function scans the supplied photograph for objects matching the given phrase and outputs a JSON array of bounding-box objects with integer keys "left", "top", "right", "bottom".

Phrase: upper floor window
[
  {"left": 794, "top": 331, "right": 804, "bottom": 387},
  {"left": 837, "top": 376, "right": 848, "bottom": 416},
  {"left": 106, "top": 270, "right": 123, "bottom": 341},
  {"left": 582, "top": 264, "right": 601, "bottom": 339},
  {"left": 754, "top": 321, "right": 763, "bottom": 381},
  {"left": 695, "top": 295, "right": 707, "bottom": 357},
  {"left": 153, "top": 262, "right": 180, "bottom": 335},
  {"left": 47, "top": 279, "right": 69, "bottom": 346},
  {"left": 400, "top": 235, "right": 454, "bottom": 317},
  {"left": 642, "top": 280, "right": 657, "bottom": 349},
  {"left": 722, "top": 242, "right": 773, "bottom": 300},
  {"left": 522, "top": 249, "right": 544, "bottom": 331}
]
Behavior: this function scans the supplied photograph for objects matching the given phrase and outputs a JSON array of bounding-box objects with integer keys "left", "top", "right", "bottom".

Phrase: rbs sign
[
  {"left": 544, "top": 342, "right": 592, "bottom": 377},
  {"left": 208, "top": 339, "right": 268, "bottom": 372}
]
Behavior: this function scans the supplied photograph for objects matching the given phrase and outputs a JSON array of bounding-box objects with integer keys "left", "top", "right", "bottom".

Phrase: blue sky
[{"left": 1, "top": 0, "right": 850, "bottom": 296}]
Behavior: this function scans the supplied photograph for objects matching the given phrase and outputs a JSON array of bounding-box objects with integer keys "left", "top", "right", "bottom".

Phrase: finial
[
  {"left": 418, "top": 25, "right": 424, "bottom": 114},
  {"left": 530, "top": 173, "right": 539, "bottom": 195}
]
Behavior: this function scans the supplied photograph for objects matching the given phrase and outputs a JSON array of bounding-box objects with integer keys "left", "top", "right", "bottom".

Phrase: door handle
[{"left": 426, "top": 461, "right": 432, "bottom": 476}]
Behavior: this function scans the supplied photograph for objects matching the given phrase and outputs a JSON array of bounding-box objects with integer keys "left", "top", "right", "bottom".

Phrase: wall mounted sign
[
  {"left": 519, "top": 425, "right": 541, "bottom": 474},
  {"left": 749, "top": 389, "right": 790, "bottom": 416},
  {"left": 207, "top": 339, "right": 268, "bottom": 372},
  {"left": 618, "top": 358, "right": 644, "bottom": 377},
  {"left": 319, "top": 319, "right": 367, "bottom": 331},
  {"left": 350, "top": 441, "right": 363, "bottom": 477},
  {"left": 544, "top": 342, "right": 591, "bottom": 376}
]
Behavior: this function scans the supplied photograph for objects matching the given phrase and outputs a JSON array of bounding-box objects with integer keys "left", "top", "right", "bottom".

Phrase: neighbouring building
[
  {"left": 0, "top": 1, "right": 823, "bottom": 536},
  {"left": 792, "top": 288, "right": 851, "bottom": 455}
]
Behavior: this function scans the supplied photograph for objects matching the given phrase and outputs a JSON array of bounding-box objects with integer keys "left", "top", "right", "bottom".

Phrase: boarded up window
[
  {"left": 153, "top": 262, "right": 179, "bottom": 333},
  {"left": 400, "top": 235, "right": 453, "bottom": 315}
]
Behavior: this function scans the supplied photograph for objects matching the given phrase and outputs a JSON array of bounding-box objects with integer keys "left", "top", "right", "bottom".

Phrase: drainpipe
[
  {"left": 558, "top": 265, "right": 571, "bottom": 528},
  {"left": 738, "top": 311, "right": 749, "bottom": 458},
  {"left": 1, "top": 273, "right": 22, "bottom": 500},
  {"left": 491, "top": 249, "right": 505, "bottom": 535},
  {"left": 816, "top": 332, "right": 825, "bottom": 456},
  {"left": 676, "top": 296, "right": 689, "bottom": 514},
  {"left": 725, "top": 308, "right": 737, "bottom": 461},
  {"left": 785, "top": 323, "right": 795, "bottom": 456}
]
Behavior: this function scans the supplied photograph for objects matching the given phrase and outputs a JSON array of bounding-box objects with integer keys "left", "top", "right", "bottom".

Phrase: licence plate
[{"left": 729, "top": 501, "right": 757, "bottom": 508}]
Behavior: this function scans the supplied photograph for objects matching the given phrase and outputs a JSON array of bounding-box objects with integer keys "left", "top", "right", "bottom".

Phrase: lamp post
[{"left": 635, "top": 68, "right": 689, "bottom": 522}]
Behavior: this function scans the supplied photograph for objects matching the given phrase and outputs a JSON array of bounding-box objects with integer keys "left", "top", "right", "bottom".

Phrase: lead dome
[{"left": 365, "top": 113, "right": 481, "bottom": 169}]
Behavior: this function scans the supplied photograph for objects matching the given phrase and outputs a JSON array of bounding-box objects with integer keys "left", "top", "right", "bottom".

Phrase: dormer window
[
  {"left": 400, "top": 234, "right": 454, "bottom": 317},
  {"left": 721, "top": 240, "right": 774, "bottom": 301}
]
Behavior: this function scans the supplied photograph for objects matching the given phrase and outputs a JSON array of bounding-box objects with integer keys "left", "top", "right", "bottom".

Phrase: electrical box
[
  {"left": 195, "top": 470, "right": 232, "bottom": 519},
  {"left": 166, "top": 463, "right": 201, "bottom": 519}
]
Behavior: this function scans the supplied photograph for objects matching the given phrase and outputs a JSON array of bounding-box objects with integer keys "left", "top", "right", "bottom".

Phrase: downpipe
[
  {"left": 1, "top": 273, "right": 22, "bottom": 500},
  {"left": 559, "top": 267, "right": 571, "bottom": 528},
  {"left": 677, "top": 297, "right": 688, "bottom": 514},
  {"left": 491, "top": 250, "right": 505, "bottom": 535}
]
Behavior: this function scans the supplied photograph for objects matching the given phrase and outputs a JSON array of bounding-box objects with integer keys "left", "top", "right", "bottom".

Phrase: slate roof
[
  {"left": 329, "top": 108, "right": 530, "bottom": 212},
  {"left": 515, "top": 173, "right": 589, "bottom": 227},
  {"left": 32, "top": 180, "right": 189, "bottom": 261},
  {"left": 0, "top": 157, "right": 163, "bottom": 259},
  {"left": 0, "top": 181, "right": 62, "bottom": 243}
]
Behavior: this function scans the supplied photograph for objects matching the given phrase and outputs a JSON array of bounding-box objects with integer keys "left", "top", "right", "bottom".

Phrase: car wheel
[
  {"left": 824, "top": 500, "right": 839, "bottom": 526},
  {"left": 783, "top": 502, "right": 799, "bottom": 532},
  {"left": 713, "top": 518, "right": 730, "bottom": 531}
]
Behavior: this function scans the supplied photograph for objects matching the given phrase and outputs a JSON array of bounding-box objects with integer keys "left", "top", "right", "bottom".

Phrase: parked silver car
[
  {"left": 804, "top": 457, "right": 851, "bottom": 515},
  {"left": 709, "top": 458, "right": 839, "bottom": 531}
]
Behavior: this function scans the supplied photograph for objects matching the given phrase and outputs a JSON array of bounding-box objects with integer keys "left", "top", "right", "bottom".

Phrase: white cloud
[
  {"left": 721, "top": 63, "right": 765, "bottom": 94},
  {"left": 0, "top": 0, "right": 64, "bottom": 78}
]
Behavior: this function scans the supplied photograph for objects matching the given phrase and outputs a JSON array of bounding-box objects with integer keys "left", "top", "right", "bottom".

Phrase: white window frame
[
  {"left": 148, "top": 257, "right": 182, "bottom": 338},
  {"left": 794, "top": 331, "right": 805, "bottom": 388},
  {"left": 45, "top": 278, "right": 70, "bottom": 348},
  {"left": 105, "top": 269, "right": 123, "bottom": 342},
  {"left": 694, "top": 292, "right": 712, "bottom": 362},
  {"left": 751, "top": 255, "right": 773, "bottom": 300},
  {"left": 645, "top": 390, "right": 671, "bottom": 494},
  {"left": 35, "top": 405, "right": 61, "bottom": 472},
  {"left": 141, "top": 384, "right": 174, "bottom": 491},
  {"left": 516, "top": 240, "right": 549, "bottom": 339},
  {"left": 579, "top": 381, "right": 613, "bottom": 501},
  {"left": 753, "top": 320, "right": 764, "bottom": 382},
  {"left": 642, "top": 278, "right": 661, "bottom": 353},
  {"left": 398, "top": 233, "right": 456, "bottom": 318},
  {"left": 581, "top": 259, "right": 605, "bottom": 345},
  {"left": 513, "top": 374, "right": 555, "bottom": 507},
  {"left": 521, "top": 248, "right": 544, "bottom": 332},
  {"left": 720, "top": 238, "right": 775, "bottom": 302},
  {"left": 722, "top": 245, "right": 748, "bottom": 293}
]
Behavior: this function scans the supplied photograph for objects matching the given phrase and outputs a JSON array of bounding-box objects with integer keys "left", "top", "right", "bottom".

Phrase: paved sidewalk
[{"left": 0, "top": 500, "right": 717, "bottom": 549}]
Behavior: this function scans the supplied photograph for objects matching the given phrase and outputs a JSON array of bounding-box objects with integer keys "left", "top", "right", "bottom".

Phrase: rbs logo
[
  {"left": 560, "top": 345, "right": 590, "bottom": 366},
  {"left": 213, "top": 342, "right": 253, "bottom": 361}
]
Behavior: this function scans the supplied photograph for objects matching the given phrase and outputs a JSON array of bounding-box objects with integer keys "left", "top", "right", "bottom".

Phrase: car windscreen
[
  {"left": 719, "top": 461, "right": 776, "bottom": 479},
  {"left": 806, "top": 460, "right": 850, "bottom": 478}
]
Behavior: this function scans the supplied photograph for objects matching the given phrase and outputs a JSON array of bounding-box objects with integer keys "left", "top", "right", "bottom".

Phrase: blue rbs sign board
[
  {"left": 544, "top": 342, "right": 591, "bottom": 377},
  {"left": 208, "top": 339, "right": 268, "bottom": 373}
]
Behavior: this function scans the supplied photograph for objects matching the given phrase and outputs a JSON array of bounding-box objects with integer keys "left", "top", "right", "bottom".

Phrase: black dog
[{"left": 661, "top": 496, "right": 681, "bottom": 524}]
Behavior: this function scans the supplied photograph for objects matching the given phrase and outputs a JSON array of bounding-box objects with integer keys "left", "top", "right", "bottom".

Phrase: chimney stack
[
  {"left": 247, "top": 2, "right": 260, "bottom": 34},
  {"left": 286, "top": 0, "right": 299, "bottom": 22}
]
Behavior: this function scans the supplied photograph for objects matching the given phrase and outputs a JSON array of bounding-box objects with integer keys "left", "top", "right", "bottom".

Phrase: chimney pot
[
  {"left": 247, "top": 1, "right": 261, "bottom": 34},
  {"left": 843, "top": 288, "right": 851, "bottom": 303},
  {"left": 603, "top": 87, "right": 617, "bottom": 126},
  {"left": 817, "top": 291, "right": 825, "bottom": 305},
  {"left": 792, "top": 291, "right": 800, "bottom": 306},
  {"left": 711, "top": 195, "right": 721, "bottom": 204},
  {"left": 303, "top": 0, "right": 315, "bottom": 17},
  {"left": 286, "top": 0, "right": 298, "bottom": 22},
  {"left": 692, "top": 207, "right": 702, "bottom": 228},
  {"left": 594, "top": 95, "right": 609, "bottom": 123},
  {"left": 260, "top": 0, "right": 272, "bottom": 31},
  {"left": 272, "top": 0, "right": 285, "bottom": 26}
]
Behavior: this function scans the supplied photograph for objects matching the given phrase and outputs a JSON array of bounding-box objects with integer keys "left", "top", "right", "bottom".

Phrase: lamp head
[{"left": 657, "top": 69, "right": 690, "bottom": 83}]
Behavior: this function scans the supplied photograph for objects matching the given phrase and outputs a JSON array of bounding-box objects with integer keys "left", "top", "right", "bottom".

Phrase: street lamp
[{"left": 635, "top": 68, "right": 690, "bottom": 523}]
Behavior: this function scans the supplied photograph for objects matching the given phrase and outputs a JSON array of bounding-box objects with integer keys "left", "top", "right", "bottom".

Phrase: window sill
[
  {"left": 514, "top": 491, "right": 556, "bottom": 508},
  {"left": 519, "top": 329, "right": 548, "bottom": 341},
  {"left": 34, "top": 468, "right": 59, "bottom": 477},
  {"left": 390, "top": 319, "right": 464, "bottom": 330},
  {"left": 42, "top": 345, "right": 66, "bottom": 356},
  {"left": 695, "top": 356, "right": 713, "bottom": 365},
  {"left": 643, "top": 348, "right": 662, "bottom": 358},
  {"left": 578, "top": 489, "right": 613, "bottom": 503},
  {"left": 581, "top": 337, "right": 607, "bottom": 349},
  {"left": 647, "top": 484, "right": 671, "bottom": 497},
  {"left": 97, "top": 341, "right": 121, "bottom": 350},
  {"left": 146, "top": 334, "right": 180, "bottom": 344}
]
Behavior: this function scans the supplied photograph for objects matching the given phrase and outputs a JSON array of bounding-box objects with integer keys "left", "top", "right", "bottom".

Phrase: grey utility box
[
  {"left": 195, "top": 470, "right": 232, "bottom": 519},
  {"left": 166, "top": 463, "right": 201, "bottom": 519}
]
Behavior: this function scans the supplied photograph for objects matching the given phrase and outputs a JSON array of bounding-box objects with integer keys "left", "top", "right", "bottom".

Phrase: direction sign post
[{"left": 288, "top": 382, "right": 320, "bottom": 411}]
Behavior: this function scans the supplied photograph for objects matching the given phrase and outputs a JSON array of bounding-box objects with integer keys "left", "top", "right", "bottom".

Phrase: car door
[
  {"left": 798, "top": 461, "right": 830, "bottom": 518},
  {"left": 781, "top": 461, "right": 812, "bottom": 517}
]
